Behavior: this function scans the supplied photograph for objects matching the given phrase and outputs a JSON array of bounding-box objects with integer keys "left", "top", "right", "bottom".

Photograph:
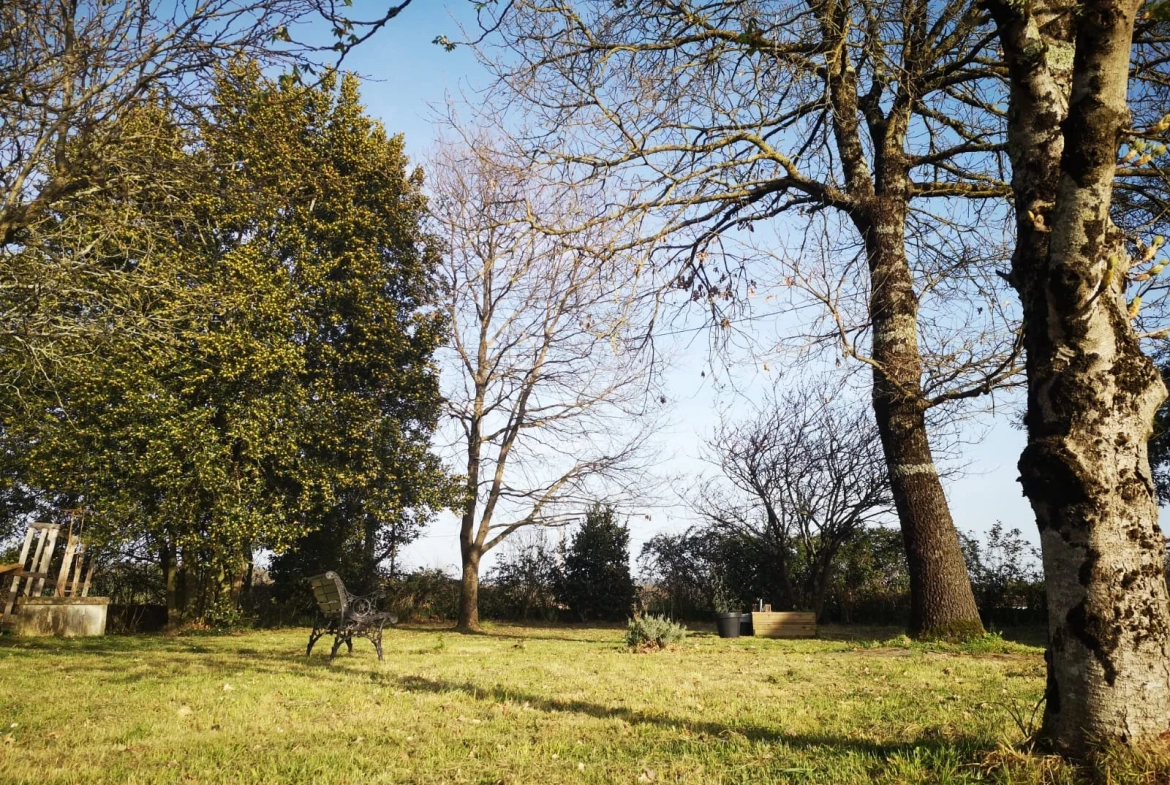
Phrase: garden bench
[
  {"left": 305, "top": 571, "right": 397, "bottom": 661},
  {"left": 3, "top": 523, "right": 100, "bottom": 629}
]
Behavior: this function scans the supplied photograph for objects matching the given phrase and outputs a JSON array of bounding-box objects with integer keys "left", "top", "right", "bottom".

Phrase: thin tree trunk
[
  {"left": 990, "top": 0, "right": 1170, "bottom": 752},
  {"left": 858, "top": 203, "right": 984, "bottom": 639},
  {"left": 362, "top": 513, "right": 379, "bottom": 589}
]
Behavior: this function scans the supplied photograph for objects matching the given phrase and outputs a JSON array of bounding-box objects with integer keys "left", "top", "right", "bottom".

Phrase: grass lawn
[{"left": 0, "top": 623, "right": 1161, "bottom": 784}]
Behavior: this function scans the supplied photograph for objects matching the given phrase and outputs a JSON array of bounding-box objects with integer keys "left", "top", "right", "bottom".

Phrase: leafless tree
[
  {"left": 693, "top": 380, "right": 893, "bottom": 620},
  {"left": 472, "top": 0, "right": 1019, "bottom": 637},
  {"left": 986, "top": 0, "right": 1170, "bottom": 754},
  {"left": 429, "top": 139, "right": 660, "bottom": 631}
]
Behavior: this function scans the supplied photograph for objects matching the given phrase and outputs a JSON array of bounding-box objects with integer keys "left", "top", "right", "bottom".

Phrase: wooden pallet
[{"left": 750, "top": 611, "right": 817, "bottom": 638}]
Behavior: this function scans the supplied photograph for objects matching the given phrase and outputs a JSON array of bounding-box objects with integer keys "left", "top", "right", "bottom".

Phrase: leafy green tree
[
  {"left": 8, "top": 68, "right": 450, "bottom": 624},
  {"left": 1, "top": 0, "right": 415, "bottom": 408},
  {"left": 209, "top": 65, "right": 452, "bottom": 598},
  {"left": 557, "top": 504, "right": 637, "bottom": 622}
]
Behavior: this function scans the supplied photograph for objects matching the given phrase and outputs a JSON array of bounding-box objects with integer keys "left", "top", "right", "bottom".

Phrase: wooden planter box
[
  {"left": 750, "top": 611, "right": 816, "bottom": 638},
  {"left": 11, "top": 597, "right": 109, "bottom": 637}
]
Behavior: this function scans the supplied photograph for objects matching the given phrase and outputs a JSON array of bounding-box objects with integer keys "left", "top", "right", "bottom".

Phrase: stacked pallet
[{"left": 750, "top": 611, "right": 816, "bottom": 638}]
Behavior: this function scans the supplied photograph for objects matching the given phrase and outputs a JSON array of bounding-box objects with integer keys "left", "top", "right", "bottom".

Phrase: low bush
[{"left": 625, "top": 614, "right": 687, "bottom": 650}]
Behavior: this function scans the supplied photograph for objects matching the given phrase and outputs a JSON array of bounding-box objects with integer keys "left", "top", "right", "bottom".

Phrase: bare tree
[
  {"left": 429, "top": 140, "right": 659, "bottom": 631},
  {"left": 986, "top": 0, "right": 1170, "bottom": 753},
  {"left": 474, "top": 0, "right": 1022, "bottom": 637},
  {"left": 693, "top": 381, "right": 893, "bottom": 620}
]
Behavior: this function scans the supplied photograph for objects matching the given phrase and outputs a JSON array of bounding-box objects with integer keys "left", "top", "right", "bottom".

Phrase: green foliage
[
  {"left": 625, "top": 614, "right": 688, "bottom": 650},
  {"left": 709, "top": 574, "right": 740, "bottom": 613},
  {"left": 822, "top": 527, "right": 912, "bottom": 624},
  {"left": 557, "top": 504, "right": 637, "bottom": 622},
  {"left": 638, "top": 527, "right": 784, "bottom": 618},
  {"left": 3, "top": 65, "right": 451, "bottom": 624},
  {"left": 959, "top": 523, "right": 1046, "bottom": 628},
  {"left": 483, "top": 533, "right": 560, "bottom": 621},
  {"left": 384, "top": 569, "right": 462, "bottom": 622}
]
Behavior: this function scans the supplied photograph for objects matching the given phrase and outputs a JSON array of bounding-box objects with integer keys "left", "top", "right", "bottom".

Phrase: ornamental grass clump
[{"left": 625, "top": 614, "right": 687, "bottom": 651}]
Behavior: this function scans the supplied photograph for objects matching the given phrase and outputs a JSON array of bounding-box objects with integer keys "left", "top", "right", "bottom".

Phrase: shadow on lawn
[
  {"left": 391, "top": 673, "right": 989, "bottom": 763},
  {"left": 394, "top": 623, "right": 630, "bottom": 645}
]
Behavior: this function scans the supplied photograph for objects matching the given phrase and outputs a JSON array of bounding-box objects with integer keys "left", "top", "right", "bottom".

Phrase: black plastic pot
[
  {"left": 715, "top": 612, "right": 742, "bottom": 638},
  {"left": 740, "top": 614, "right": 754, "bottom": 636}
]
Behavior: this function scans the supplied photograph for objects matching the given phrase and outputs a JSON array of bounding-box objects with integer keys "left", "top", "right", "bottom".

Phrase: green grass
[{"left": 0, "top": 623, "right": 1161, "bottom": 784}]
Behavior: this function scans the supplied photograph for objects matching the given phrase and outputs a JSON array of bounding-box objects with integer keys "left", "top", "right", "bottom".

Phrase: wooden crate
[{"left": 750, "top": 611, "right": 816, "bottom": 638}]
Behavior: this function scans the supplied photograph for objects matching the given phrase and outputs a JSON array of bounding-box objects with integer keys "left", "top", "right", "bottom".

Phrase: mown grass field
[{"left": 0, "top": 623, "right": 1163, "bottom": 784}]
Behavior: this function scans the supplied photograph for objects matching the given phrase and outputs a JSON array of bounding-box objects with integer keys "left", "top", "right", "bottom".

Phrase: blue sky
[{"left": 328, "top": 1, "right": 1042, "bottom": 575}]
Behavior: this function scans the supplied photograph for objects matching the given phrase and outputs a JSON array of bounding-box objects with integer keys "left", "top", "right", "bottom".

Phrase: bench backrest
[{"left": 307, "top": 572, "right": 348, "bottom": 619}]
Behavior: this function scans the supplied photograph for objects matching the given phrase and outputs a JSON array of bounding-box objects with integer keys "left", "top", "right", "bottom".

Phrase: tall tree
[
  {"left": 476, "top": 0, "right": 1019, "bottom": 637},
  {"left": 986, "top": 0, "right": 1170, "bottom": 752},
  {"left": 430, "top": 139, "right": 658, "bottom": 631},
  {"left": 1, "top": 0, "right": 414, "bottom": 407},
  {"left": 210, "top": 66, "right": 452, "bottom": 597},
  {"left": 9, "top": 69, "right": 449, "bottom": 624}
]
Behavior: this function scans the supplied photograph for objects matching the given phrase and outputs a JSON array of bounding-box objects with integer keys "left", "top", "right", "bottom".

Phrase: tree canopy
[{"left": 4, "top": 66, "right": 451, "bottom": 622}]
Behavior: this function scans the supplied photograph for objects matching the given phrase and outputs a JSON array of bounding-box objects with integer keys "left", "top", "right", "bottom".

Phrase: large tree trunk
[
  {"left": 991, "top": 0, "right": 1170, "bottom": 752},
  {"left": 857, "top": 202, "right": 984, "bottom": 639},
  {"left": 457, "top": 546, "right": 481, "bottom": 631}
]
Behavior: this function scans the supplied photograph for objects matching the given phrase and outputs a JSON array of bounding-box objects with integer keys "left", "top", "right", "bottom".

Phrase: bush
[
  {"left": 384, "top": 568, "right": 461, "bottom": 622},
  {"left": 483, "top": 532, "right": 560, "bottom": 621},
  {"left": 558, "top": 504, "right": 637, "bottom": 622},
  {"left": 960, "top": 523, "right": 1046, "bottom": 628},
  {"left": 625, "top": 614, "right": 688, "bottom": 650}
]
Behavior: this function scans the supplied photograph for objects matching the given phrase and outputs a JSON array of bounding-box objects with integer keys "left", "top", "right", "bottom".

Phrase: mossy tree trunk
[{"left": 990, "top": 0, "right": 1170, "bottom": 752}]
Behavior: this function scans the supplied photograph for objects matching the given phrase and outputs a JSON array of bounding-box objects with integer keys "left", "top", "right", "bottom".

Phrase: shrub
[
  {"left": 483, "top": 532, "right": 561, "bottom": 621},
  {"left": 558, "top": 504, "right": 637, "bottom": 622},
  {"left": 384, "top": 568, "right": 461, "bottom": 622},
  {"left": 625, "top": 614, "right": 688, "bottom": 651}
]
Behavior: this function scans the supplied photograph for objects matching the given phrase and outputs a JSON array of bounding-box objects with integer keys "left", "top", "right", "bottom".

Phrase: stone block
[{"left": 12, "top": 597, "right": 109, "bottom": 637}]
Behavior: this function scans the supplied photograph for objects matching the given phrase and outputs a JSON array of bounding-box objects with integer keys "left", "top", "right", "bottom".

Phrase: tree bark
[
  {"left": 991, "top": 0, "right": 1170, "bottom": 752},
  {"left": 457, "top": 546, "right": 481, "bottom": 631},
  {"left": 821, "top": 19, "right": 984, "bottom": 639},
  {"left": 856, "top": 202, "right": 985, "bottom": 639},
  {"left": 160, "top": 539, "right": 180, "bottom": 628}
]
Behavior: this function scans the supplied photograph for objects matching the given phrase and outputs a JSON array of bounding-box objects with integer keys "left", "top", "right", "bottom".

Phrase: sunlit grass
[{"left": 0, "top": 623, "right": 1160, "bottom": 783}]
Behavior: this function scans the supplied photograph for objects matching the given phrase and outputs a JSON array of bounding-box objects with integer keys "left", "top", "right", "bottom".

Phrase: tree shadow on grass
[
  {"left": 397, "top": 623, "right": 626, "bottom": 645},
  {"left": 391, "top": 673, "right": 992, "bottom": 763}
]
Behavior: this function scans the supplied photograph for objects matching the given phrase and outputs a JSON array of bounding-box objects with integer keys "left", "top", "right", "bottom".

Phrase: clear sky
[{"left": 330, "top": 1, "right": 1047, "bottom": 577}]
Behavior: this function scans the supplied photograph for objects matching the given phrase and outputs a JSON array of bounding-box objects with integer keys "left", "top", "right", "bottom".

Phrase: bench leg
[
  {"left": 307, "top": 625, "right": 327, "bottom": 658},
  {"left": 372, "top": 623, "right": 385, "bottom": 661},
  {"left": 329, "top": 634, "right": 346, "bottom": 661}
]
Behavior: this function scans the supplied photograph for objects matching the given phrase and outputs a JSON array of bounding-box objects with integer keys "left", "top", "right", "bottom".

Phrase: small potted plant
[{"left": 710, "top": 576, "right": 742, "bottom": 638}]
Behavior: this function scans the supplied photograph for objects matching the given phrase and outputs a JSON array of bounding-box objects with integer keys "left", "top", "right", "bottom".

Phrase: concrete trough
[{"left": 11, "top": 596, "right": 109, "bottom": 637}]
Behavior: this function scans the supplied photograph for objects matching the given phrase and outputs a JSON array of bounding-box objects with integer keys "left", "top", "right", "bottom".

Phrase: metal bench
[{"left": 305, "top": 572, "right": 397, "bottom": 661}]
